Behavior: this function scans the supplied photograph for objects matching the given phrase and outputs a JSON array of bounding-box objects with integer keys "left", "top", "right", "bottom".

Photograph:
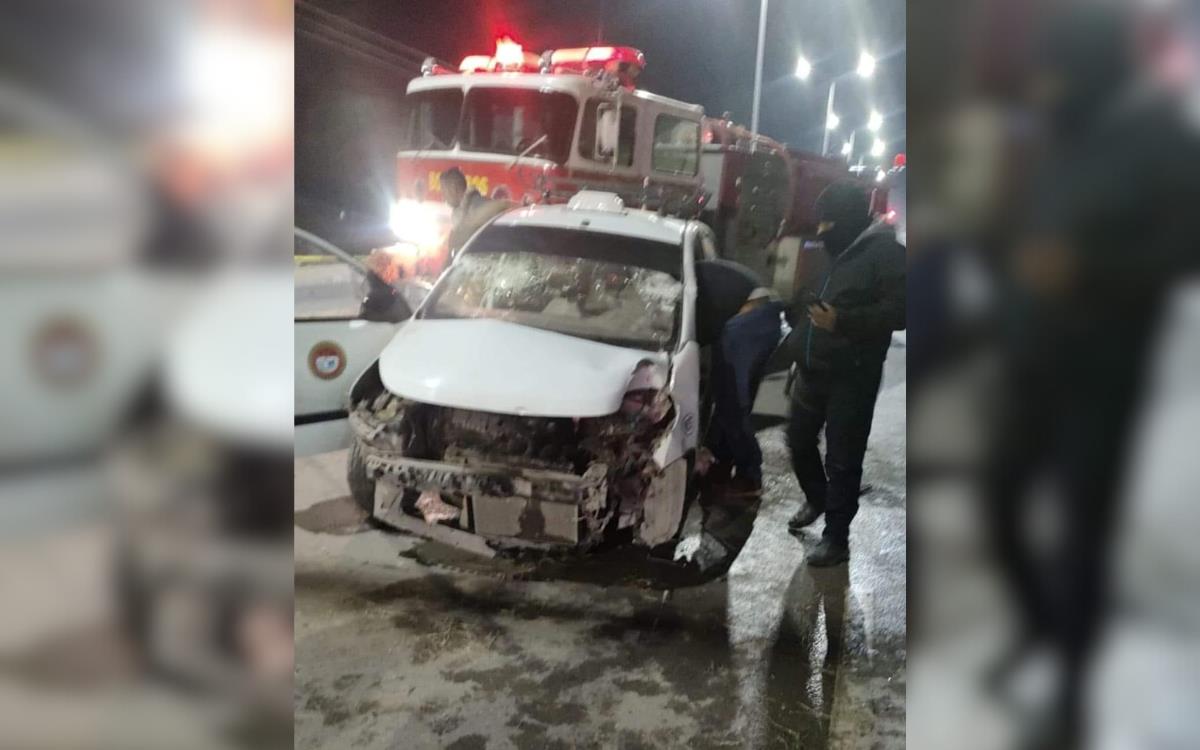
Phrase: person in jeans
[
  {"left": 695, "top": 259, "right": 785, "bottom": 496},
  {"left": 786, "top": 182, "right": 906, "bottom": 566}
]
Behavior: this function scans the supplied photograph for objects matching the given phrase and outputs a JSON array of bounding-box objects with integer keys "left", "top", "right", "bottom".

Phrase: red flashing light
[
  {"left": 453, "top": 42, "right": 646, "bottom": 81},
  {"left": 893, "top": 153, "right": 906, "bottom": 168},
  {"left": 494, "top": 36, "right": 525, "bottom": 68},
  {"left": 584, "top": 46, "right": 616, "bottom": 62}
]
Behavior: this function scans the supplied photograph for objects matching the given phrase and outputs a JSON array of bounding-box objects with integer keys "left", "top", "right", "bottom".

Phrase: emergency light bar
[
  {"left": 457, "top": 37, "right": 541, "bottom": 73},
  {"left": 545, "top": 46, "right": 645, "bottom": 86},
  {"left": 436, "top": 38, "right": 646, "bottom": 87}
]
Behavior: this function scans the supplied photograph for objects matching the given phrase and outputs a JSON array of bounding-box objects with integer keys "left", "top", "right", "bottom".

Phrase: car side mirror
[{"left": 595, "top": 104, "right": 619, "bottom": 160}]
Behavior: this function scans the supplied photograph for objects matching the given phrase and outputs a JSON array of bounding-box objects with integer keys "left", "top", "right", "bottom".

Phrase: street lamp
[
  {"left": 871, "top": 138, "right": 885, "bottom": 158},
  {"left": 826, "top": 112, "right": 840, "bottom": 130},
  {"left": 841, "top": 140, "right": 852, "bottom": 156},
  {"left": 857, "top": 51, "right": 876, "bottom": 79},
  {"left": 795, "top": 55, "right": 812, "bottom": 80},
  {"left": 750, "top": 0, "right": 770, "bottom": 134},
  {"left": 819, "top": 50, "right": 881, "bottom": 156}
]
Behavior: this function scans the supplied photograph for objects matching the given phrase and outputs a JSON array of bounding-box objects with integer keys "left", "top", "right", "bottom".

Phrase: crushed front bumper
[{"left": 363, "top": 451, "right": 608, "bottom": 546}]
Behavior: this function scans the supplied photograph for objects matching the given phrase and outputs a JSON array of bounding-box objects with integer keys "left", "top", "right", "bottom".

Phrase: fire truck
[{"left": 389, "top": 37, "right": 885, "bottom": 294}]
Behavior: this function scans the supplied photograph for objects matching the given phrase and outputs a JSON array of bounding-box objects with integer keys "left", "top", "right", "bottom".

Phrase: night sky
[{"left": 296, "top": 0, "right": 905, "bottom": 241}]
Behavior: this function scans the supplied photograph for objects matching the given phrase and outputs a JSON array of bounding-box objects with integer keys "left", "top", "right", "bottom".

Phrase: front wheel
[{"left": 347, "top": 440, "right": 376, "bottom": 515}]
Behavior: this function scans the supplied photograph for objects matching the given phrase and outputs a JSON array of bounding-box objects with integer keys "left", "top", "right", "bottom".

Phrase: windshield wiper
[{"left": 507, "top": 134, "right": 549, "bottom": 170}]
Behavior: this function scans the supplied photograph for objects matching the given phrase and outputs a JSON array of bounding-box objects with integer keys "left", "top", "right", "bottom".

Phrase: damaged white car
[{"left": 347, "top": 192, "right": 719, "bottom": 555}]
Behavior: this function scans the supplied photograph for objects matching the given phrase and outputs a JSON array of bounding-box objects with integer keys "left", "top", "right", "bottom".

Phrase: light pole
[
  {"left": 802, "top": 50, "right": 876, "bottom": 156},
  {"left": 821, "top": 80, "right": 838, "bottom": 156},
  {"left": 750, "top": 0, "right": 769, "bottom": 135}
]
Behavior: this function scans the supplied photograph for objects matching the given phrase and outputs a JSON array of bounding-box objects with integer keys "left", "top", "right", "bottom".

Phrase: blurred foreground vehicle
[
  {"left": 0, "top": 80, "right": 168, "bottom": 470},
  {"left": 114, "top": 267, "right": 292, "bottom": 718},
  {"left": 348, "top": 191, "right": 750, "bottom": 569},
  {"left": 0, "top": 1, "right": 294, "bottom": 743}
]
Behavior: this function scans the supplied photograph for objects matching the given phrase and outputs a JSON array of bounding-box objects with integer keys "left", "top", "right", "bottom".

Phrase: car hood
[{"left": 377, "top": 318, "right": 669, "bottom": 418}]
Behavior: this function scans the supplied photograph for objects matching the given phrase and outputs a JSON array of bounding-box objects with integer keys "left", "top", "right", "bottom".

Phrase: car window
[
  {"left": 459, "top": 88, "right": 577, "bottom": 163},
  {"left": 294, "top": 232, "right": 422, "bottom": 322},
  {"left": 652, "top": 114, "right": 700, "bottom": 175},
  {"left": 401, "top": 89, "right": 464, "bottom": 151},
  {"left": 294, "top": 233, "right": 366, "bottom": 320},
  {"left": 578, "top": 98, "right": 637, "bottom": 167},
  {"left": 423, "top": 225, "right": 683, "bottom": 350}
]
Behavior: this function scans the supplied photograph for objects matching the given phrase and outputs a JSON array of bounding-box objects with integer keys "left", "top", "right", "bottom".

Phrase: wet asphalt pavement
[{"left": 294, "top": 344, "right": 905, "bottom": 750}]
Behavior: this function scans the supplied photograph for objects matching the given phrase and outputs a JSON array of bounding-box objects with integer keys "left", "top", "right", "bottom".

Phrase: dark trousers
[
  {"left": 786, "top": 363, "right": 884, "bottom": 545},
  {"left": 709, "top": 301, "right": 784, "bottom": 484},
  {"left": 985, "top": 341, "right": 1140, "bottom": 743}
]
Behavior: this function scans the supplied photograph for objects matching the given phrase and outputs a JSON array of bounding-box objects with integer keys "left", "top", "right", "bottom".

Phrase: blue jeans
[{"left": 709, "top": 301, "right": 785, "bottom": 484}]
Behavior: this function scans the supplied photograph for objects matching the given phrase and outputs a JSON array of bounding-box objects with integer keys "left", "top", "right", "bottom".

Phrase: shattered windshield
[{"left": 422, "top": 225, "right": 683, "bottom": 350}]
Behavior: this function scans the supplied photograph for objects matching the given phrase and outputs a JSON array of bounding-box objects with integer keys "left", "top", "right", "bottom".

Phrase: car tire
[{"left": 347, "top": 440, "right": 376, "bottom": 516}]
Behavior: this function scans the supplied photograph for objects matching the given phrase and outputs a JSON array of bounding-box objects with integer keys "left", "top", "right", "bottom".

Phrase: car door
[
  {"left": 655, "top": 224, "right": 702, "bottom": 468},
  {"left": 294, "top": 230, "right": 427, "bottom": 456}
]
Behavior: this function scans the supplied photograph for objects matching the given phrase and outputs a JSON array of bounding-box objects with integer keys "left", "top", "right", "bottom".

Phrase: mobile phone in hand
[{"left": 798, "top": 290, "right": 824, "bottom": 308}]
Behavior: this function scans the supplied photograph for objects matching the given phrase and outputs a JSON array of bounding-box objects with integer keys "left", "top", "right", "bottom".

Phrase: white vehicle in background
[
  {"left": 347, "top": 192, "right": 726, "bottom": 556},
  {"left": 294, "top": 229, "right": 430, "bottom": 456}
]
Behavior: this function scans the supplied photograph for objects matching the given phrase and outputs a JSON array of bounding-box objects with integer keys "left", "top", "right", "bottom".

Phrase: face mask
[{"left": 818, "top": 224, "right": 859, "bottom": 256}]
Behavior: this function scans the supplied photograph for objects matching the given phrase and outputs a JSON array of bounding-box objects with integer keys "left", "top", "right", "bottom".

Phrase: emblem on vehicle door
[
  {"left": 30, "top": 316, "right": 99, "bottom": 389},
  {"left": 308, "top": 341, "right": 347, "bottom": 380},
  {"left": 681, "top": 411, "right": 696, "bottom": 438}
]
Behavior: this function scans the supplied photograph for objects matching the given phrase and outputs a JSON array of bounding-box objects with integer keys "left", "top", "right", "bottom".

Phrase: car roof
[{"left": 491, "top": 199, "right": 689, "bottom": 245}]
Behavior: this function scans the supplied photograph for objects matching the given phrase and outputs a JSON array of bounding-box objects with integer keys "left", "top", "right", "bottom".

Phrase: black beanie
[{"left": 815, "top": 182, "right": 871, "bottom": 255}]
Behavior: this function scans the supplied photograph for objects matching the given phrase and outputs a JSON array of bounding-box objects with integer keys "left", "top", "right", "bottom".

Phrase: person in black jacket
[
  {"left": 695, "top": 259, "right": 785, "bottom": 496},
  {"left": 785, "top": 182, "right": 906, "bottom": 566}
]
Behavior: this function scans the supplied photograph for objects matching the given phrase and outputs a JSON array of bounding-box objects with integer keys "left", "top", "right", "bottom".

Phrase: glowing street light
[
  {"left": 876, "top": 169, "right": 887, "bottom": 183},
  {"left": 795, "top": 55, "right": 812, "bottom": 80},
  {"left": 868, "top": 109, "right": 884, "bottom": 132},
  {"left": 827, "top": 112, "right": 841, "bottom": 131},
  {"left": 841, "top": 140, "right": 853, "bottom": 156},
  {"left": 871, "top": 138, "right": 886, "bottom": 157},
  {"left": 857, "top": 51, "right": 876, "bottom": 79}
]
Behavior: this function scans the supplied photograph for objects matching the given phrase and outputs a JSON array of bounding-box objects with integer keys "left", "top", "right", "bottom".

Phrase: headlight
[{"left": 389, "top": 199, "right": 449, "bottom": 247}]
